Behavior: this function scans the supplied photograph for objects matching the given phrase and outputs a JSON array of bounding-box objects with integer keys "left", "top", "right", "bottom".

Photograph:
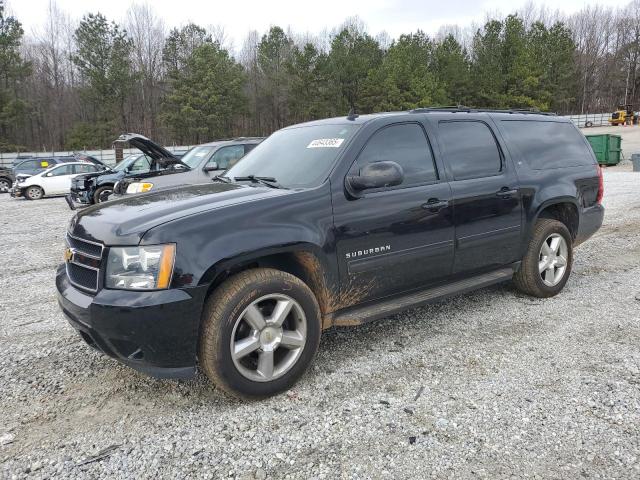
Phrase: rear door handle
[
  {"left": 496, "top": 188, "right": 518, "bottom": 197},
  {"left": 422, "top": 199, "right": 449, "bottom": 210}
]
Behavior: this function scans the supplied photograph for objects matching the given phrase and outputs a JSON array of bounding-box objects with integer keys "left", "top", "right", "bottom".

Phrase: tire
[
  {"left": 513, "top": 219, "right": 573, "bottom": 298},
  {"left": 199, "top": 268, "right": 321, "bottom": 399},
  {"left": 0, "top": 177, "right": 11, "bottom": 193},
  {"left": 585, "top": 121, "right": 593, "bottom": 128},
  {"left": 93, "top": 185, "right": 114, "bottom": 204},
  {"left": 25, "top": 186, "right": 44, "bottom": 200}
]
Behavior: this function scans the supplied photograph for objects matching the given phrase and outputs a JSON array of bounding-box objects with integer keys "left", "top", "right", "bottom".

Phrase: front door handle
[
  {"left": 496, "top": 187, "right": 518, "bottom": 198},
  {"left": 422, "top": 198, "right": 449, "bottom": 210}
]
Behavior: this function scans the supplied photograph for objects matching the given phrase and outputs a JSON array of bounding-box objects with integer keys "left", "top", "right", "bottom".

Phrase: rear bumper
[
  {"left": 56, "top": 264, "right": 208, "bottom": 379},
  {"left": 575, "top": 204, "right": 604, "bottom": 246}
]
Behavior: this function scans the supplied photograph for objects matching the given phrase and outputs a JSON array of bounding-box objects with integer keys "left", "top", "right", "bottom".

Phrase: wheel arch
[
  {"left": 200, "top": 244, "right": 339, "bottom": 319},
  {"left": 534, "top": 198, "right": 579, "bottom": 241}
]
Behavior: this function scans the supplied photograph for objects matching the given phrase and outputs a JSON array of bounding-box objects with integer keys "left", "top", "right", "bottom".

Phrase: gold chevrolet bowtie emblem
[{"left": 64, "top": 247, "right": 74, "bottom": 263}]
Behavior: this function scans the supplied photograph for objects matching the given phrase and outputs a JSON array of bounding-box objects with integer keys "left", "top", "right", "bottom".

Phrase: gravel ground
[{"left": 1, "top": 171, "right": 639, "bottom": 479}]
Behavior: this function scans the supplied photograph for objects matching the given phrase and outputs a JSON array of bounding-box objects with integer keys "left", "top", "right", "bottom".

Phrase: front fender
[{"left": 140, "top": 184, "right": 335, "bottom": 289}]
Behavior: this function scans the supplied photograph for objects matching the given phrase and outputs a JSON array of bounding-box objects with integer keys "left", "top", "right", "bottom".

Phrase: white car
[{"left": 11, "top": 162, "right": 107, "bottom": 200}]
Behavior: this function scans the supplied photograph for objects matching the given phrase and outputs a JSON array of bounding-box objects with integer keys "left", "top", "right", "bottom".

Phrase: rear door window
[
  {"left": 499, "top": 120, "right": 595, "bottom": 169},
  {"left": 438, "top": 121, "right": 502, "bottom": 180},
  {"left": 353, "top": 123, "right": 438, "bottom": 188}
]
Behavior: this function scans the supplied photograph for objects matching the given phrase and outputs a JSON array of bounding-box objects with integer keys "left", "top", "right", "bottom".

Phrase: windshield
[
  {"left": 225, "top": 124, "right": 359, "bottom": 188},
  {"left": 113, "top": 154, "right": 142, "bottom": 171},
  {"left": 180, "top": 146, "right": 216, "bottom": 168}
]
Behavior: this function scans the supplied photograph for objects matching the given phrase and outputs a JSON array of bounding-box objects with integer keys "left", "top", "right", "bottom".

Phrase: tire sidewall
[
  {"left": 528, "top": 221, "right": 573, "bottom": 296},
  {"left": 204, "top": 272, "right": 321, "bottom": 397}
]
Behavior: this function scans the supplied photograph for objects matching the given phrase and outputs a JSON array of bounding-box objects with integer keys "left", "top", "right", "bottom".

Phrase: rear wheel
[
  {"left": 25, "top": 186, "right": 44, "bottom": 200},
  {"left": 513, "top": 219, "right": 573, "bottom": 298},
  {"left": 199, "top": 268, "right": 321, "bottom": 398}
]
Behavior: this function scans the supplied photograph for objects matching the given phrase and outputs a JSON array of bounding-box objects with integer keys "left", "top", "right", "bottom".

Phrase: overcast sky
[{"left": 6, "top": 0, "right": 629, "bottom": 48}]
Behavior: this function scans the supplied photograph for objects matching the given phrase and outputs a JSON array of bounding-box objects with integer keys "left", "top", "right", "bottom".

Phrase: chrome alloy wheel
[
  {"left": 27, "top": 186, "right": 43, "bottom": 199},
  {"left": 539, "top": 233, "right": 568, "bottom": 286},
  {"left": 230, "top": 294, "right": 307, "bottom": 382}
]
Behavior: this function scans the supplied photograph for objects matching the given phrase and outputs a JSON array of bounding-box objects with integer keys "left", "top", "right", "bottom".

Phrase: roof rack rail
[{"left": 409, "top": 106, "right": 556, "bottom": 116}]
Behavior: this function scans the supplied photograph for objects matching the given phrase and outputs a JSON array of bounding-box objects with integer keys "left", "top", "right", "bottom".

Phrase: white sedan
[{"left": 11, "top": 162, "right": 106, "bottom": 200}]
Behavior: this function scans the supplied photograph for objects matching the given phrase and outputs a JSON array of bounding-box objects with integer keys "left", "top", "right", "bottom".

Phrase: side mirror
[
  {"left": 203, "top": 162, "right": 219, "bottom": 172},
  {"left": 347, "top": 161, "right": 404, "bottom": 193}
]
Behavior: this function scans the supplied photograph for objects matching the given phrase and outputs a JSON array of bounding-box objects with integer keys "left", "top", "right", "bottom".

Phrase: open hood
[{"left": 113, "top": 133, "right": 188, "bottom": 169}]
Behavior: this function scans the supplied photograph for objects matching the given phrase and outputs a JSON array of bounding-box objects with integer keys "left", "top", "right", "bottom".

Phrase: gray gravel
[{"left": 1, "top": 171, "right": 639, "bottom": 479}]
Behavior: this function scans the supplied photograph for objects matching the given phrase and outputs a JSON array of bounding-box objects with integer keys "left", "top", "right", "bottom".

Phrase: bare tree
[{"left": 126, "top": 2, "right": 166, "bottom": 138}]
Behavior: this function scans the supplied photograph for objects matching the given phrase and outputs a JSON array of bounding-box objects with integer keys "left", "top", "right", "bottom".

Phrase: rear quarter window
[{"left": 499, "top": 120, "right": 595, "bottom": 170}]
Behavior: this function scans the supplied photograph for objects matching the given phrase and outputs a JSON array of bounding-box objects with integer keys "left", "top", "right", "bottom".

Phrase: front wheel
[
  {"left": 25, "top": 186, "right": 44, "bottom": 200},
  {"left": 199, "top": 268, "right": 321, "bottom": 398},
  {"left": 0, "top": 177, "right": 11, "bottom": 193},
  {"left": 513, "top": 219, "right": 573, "bottom": 298},
  {"left": 93, "top": 185, "right": 114, "bottom": 203}
]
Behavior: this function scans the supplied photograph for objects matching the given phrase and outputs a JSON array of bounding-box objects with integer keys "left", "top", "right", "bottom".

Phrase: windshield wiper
[
  {"left": 213, "top": 175, "right": 231, "bottom": 183},
  {"left": 232, "top": 175, "right": 285, "bottom": 189}
]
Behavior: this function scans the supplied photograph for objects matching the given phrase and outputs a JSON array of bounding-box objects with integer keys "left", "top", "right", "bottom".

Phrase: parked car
[
  {"left": 11, "top": 162, "right": 108, "bottom": 200},
  {"left": 69, "top": 153, "right": 153, "bottom": 206},
  {"left": 112, "top": 136, "right": 263, "bottom": 196},
  {"left": 68, "top": 133, "right": 191, "bottom": 207},
  {"left": 12, "top": 154, "right": 107, "bottom": 178},
  {"left": 56, "top": 108, "right": 604, "bottom": 398},
  {"left": 0, "top": 166, "right": 14, "bottom": 193}
]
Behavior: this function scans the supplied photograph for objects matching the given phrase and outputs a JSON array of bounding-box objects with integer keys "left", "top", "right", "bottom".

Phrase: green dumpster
[{"left": 585, "top": 134, "right": 622, "bottom": 165}]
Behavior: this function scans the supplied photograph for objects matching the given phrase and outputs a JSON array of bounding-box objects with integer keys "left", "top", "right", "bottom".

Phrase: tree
[
  {"left": 363, "top": 31, "right": 445, "bottom": 112},
  {"left": 126, "top": 3, "right": 165, "bottom": 138},
  {"left": 162, "top": 23, "right": 211, "bottom": 81},
  {"left": 257, "top": 26, "right": 294, "bottom": 130},
  {"left": 72, "top": 13, "right": 135, "bottom": 146},
  {"left": 328, "top": 27, "right": 383, "bottom": 111},
  {"left": 288, "top": 42, "right": 331, "bottom": 122},
  {"left": 0, "top": 2, "right": 31, "bottom": 150},
  {"left": 161, "top": 43, "right": 246, "bottom": 144},
  {"left": 432, "top": 34, "right": 472, "bottom": 105}
]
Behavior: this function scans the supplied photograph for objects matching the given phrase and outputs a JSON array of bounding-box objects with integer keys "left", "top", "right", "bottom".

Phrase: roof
[
  {"left": 289, "top": 107, "right": 562, "bottom": 129},
  {"left": 200, "top": 137, "right": 265, "bottom": 147}
]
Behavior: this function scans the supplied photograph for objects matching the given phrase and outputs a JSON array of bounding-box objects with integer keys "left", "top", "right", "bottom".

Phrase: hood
[
  {"left": 73, "top": 170, "right": 113, "bottom": 182},
  {"left": 70, "top": 182, "right": 291, "bottom": 245},
  {"left": 114, "top": 133, "right": 187, "bottom": 168}
]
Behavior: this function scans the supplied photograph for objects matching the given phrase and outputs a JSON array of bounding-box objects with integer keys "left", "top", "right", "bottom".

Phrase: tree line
[{"left": 1, "top": 0, "right": 639, "bottom": 152}]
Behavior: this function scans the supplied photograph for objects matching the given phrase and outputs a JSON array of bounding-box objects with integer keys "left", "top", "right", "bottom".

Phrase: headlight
[
  {"left": 105, "top": 244, "right": 175, "bottom": 290},
  {"left": 126, "top": 182, "right": 153, "bottom": 194}
]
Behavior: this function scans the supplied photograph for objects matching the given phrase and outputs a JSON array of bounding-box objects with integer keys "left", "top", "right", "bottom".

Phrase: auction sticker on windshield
[{"left": 307, "top": 138, "right": 345, "bottom": 148}]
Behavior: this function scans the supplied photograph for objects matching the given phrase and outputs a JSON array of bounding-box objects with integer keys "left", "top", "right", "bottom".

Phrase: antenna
[{"left": 347, "top": 107, "right": 359, "bottom": 121}]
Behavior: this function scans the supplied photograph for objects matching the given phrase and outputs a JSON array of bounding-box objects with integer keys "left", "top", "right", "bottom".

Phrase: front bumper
[
  {"left": 69, "top": 189, "right": 92, "bottom": 204},
  {"left": 10, "top": 184, "right": 23, "bottom": 197},
  {"left": 56, "top": 264, "right": 208, "bottom": 379},
  {"left": 575, "top": 204, "right": 605, "bottom": 246}
]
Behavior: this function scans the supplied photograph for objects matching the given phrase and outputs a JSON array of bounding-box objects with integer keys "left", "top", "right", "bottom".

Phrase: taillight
[{"left": 596, "top": 165, "right": 604, "bottom": 204}]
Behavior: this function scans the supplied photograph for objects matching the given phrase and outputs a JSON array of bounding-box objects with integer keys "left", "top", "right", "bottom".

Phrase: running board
[{"left": 327, "top": 267, "right": 515, "bottom": 328}]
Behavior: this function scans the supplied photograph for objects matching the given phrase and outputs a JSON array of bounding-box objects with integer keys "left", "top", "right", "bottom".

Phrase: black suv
[{"left": 56, "top": 108, "right": 604, "bottom": 398}]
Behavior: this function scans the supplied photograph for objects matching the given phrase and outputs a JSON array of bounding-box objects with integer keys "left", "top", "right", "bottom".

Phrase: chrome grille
[
  {"left": 65, "top": 233, "right": 104, "bottom": 292},
  {"left": 66, "top": 233, "right": 103, "bottom": 258}
]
